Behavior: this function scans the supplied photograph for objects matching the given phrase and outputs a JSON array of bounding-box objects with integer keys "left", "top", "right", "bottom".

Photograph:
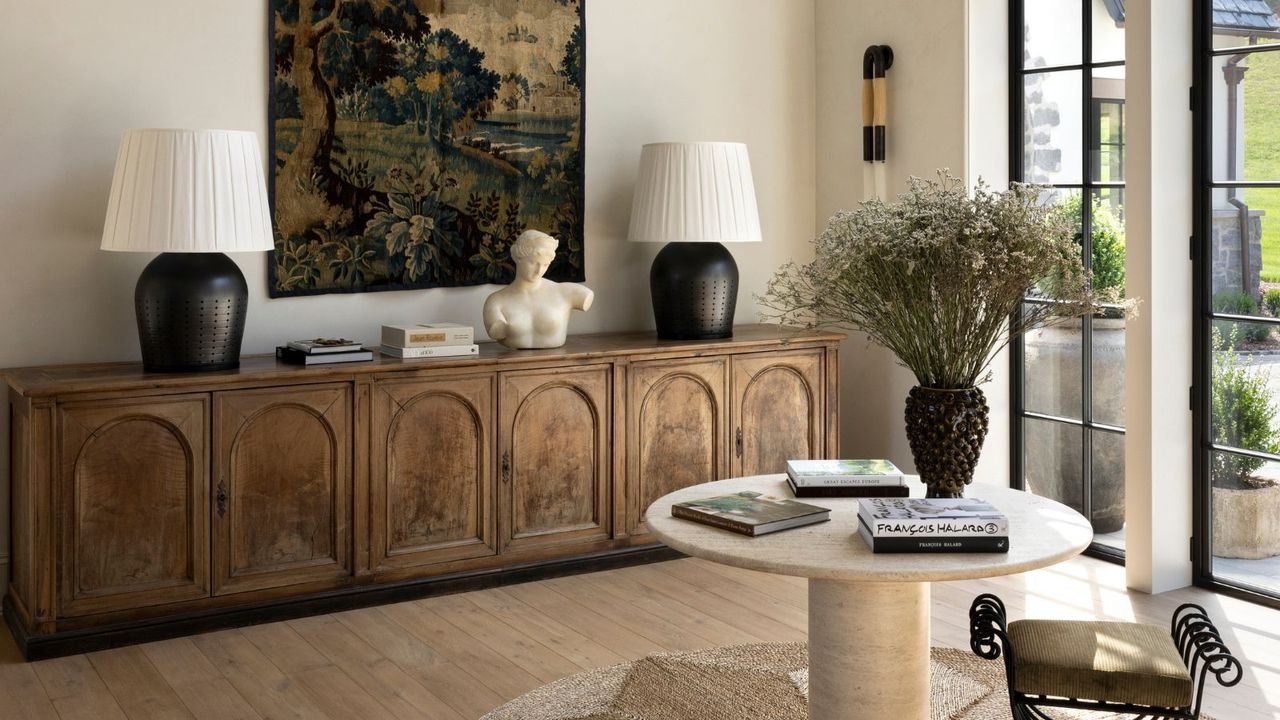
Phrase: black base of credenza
[{"left": 4, "top": 544, "right": 684, "bottom": 661}]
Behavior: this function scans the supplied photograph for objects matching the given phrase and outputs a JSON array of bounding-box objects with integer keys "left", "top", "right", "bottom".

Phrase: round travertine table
[{"left": 645, "top": 475, "right": 1093, "bottom": 720}]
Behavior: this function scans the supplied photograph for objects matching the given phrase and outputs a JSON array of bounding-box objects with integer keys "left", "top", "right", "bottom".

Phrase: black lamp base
[
  {"left": 135, "top": 252, "right": 248, "bottom": 373},
  {"left": 650, "top": 242, "right": 739, "bottom": 340}
]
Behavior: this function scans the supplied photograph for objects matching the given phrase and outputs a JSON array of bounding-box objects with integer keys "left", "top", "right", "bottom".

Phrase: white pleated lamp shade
[
  {"left": 100, "top": 129, "right": 274, "bottom": 253},
  {"left": 627, "top": 142, "right": 762, "bottom": 244}
]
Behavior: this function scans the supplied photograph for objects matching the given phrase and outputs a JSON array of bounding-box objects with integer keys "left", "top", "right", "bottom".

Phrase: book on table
[
  {"left": 671, "top": 491, "right": 830, "bottom": 537},
  {"left": 786, "top": 459, "right": 905, "bottom": 487},
  {"left": 785, "top": 475, "right": 909, "bottom": 498},
  {"left": 857, "top": 497, "right": 1009, "bottom": 553}
]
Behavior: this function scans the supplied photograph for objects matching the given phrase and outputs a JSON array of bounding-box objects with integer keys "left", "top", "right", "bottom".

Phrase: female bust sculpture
[{"left": 483, "top": 230, "right": 593, "bottom": 349}]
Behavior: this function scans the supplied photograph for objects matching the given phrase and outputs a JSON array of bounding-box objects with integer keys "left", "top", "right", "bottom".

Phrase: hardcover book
[
  {"left": 380, "top": 344, "right": 479, "bottom": 359},
  {"left": 786, "top": 459, "right": 905, "bottom": 486},
  {"left": 276, "top": 346, "right": 374, "bottom": 366},
  {"left": 858, "top": 497, "right": 1009, "bottom": 538},
  {"left": 382, "top": 323, "right": 475, "bottom": 348},
  {"left": 671, "top": 491, "right": 830, "bottom": 537},
  {"left": 785, "top": 475, "right": 909, "bottom": 498},
  {"left": 857, "top": 517, "right": 1009, "bottom": 553},
  {"left": 286, "top": 338, "right": 364, "bottom": 354}
]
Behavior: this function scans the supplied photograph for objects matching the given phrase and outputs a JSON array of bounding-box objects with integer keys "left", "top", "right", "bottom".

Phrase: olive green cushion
[{"left": 1007, "top": 619, "right": 1194, "bottom": 708}]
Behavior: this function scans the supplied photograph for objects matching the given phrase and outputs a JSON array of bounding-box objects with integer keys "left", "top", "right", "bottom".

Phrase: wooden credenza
[{"left": 3, "top": 325, "right": 842, "bottom": 658}]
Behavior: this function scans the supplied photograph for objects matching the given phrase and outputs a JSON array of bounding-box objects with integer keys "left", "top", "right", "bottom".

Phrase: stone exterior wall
[
  {"left": 1212, "top": 208, "right": 1264, "bottom": 298},
  {"left": 1022, "top": 71, "right": 1059, "bottom": 184}
]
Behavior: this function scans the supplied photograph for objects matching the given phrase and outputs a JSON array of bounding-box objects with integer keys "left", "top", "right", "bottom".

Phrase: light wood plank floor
[{"left": 1, "top": 555, "right": 1277, "bottom": 719}]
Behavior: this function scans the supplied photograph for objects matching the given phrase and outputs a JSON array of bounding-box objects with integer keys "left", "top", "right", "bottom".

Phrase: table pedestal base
[{"left": 808, "top": 578, "right": 930, "bottom": 720}]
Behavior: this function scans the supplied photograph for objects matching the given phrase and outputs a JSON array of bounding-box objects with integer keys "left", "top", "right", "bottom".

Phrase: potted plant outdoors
[
  {"left": 1211, "top": 326, "right": 1280, "bottom": 560},
  {"left": 1023, "top": 193, "right": 1127, "bottom": 532},
  {"left": 762, "top": 172, "right": 1126, "bottom": 498}
]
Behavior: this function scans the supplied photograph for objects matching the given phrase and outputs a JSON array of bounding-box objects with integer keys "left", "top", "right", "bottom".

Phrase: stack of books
[
  {"left": 785, "top": 459, "right": 908, "bottom": 498},
  {"left": 380, "top": 322, "right": 479, "bottom": 359},
  {"left": 276, "top": 339, "right": 373, "bottom": 366},
  {"left": 857, "top": 497, "right": 1009, "bottom": 553},
  {"left": 671, "top": 491, "right": 830, "bottom": 537}
]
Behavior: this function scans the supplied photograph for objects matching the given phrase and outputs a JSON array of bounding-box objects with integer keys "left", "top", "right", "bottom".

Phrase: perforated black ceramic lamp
[
  {"left": 627, "top": 142, "right": 762, "bottom": 340},
  {"left": 100, "top": 129, "right": 274, "bottom": 372}
]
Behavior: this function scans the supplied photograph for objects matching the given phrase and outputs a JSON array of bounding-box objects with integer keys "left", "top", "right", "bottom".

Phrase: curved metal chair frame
[{"left": 968, "top": 594, "right": 1242, "bottom": 720}]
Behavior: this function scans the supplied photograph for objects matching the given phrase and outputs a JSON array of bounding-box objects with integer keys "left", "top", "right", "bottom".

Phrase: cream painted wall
[
  {"left": 0, "top": 0, "right": 817, "bottom": 588},
  {"left": 815, "top": 0, "right": 1011, "bottom": 488}
]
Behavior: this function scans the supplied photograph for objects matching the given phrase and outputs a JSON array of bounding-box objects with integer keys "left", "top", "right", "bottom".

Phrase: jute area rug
[{"left": 482, "top": 642, "right": 1214, "bottom": 720}]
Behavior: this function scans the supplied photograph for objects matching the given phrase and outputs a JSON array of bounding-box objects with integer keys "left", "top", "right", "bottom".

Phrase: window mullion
[{"left": 1081, "top": 0, "right": 1095, "bottom": 524}]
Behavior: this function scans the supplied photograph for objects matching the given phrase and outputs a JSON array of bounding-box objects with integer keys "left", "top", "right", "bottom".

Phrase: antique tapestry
[{"left": 268, "top": 0, "right": 585, "bottom": 297}]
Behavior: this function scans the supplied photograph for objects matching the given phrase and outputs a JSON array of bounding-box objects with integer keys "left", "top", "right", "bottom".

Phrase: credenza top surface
[{"left": 2, "top": 324, "right": 845, "bottom": 398}]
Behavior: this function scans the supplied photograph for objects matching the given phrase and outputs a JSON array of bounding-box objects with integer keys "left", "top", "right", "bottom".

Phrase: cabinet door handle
[
  {"left": 501, "top": 450, "right": 511, "bottom": 484},
  {"left": 216, "top": 480, "right": 228, "bottom": 517},
  {"left": 735, "top": 428, "right": 743, "bottom": 458}
]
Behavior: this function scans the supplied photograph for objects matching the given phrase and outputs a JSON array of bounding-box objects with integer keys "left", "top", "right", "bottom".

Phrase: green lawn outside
[{"left": 1245, "top": 51, "right": 1280, "bottom": 282}]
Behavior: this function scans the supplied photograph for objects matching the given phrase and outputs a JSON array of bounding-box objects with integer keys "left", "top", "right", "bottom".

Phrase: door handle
[
  {"left": 735, "top": 428, "right": 743, "bottom": 458},
  {"left": 501, "top": 450, "right": 511, "bottom": 484},
  {"left": 216, "top": 480, "right": 228, "bottom": 517}
]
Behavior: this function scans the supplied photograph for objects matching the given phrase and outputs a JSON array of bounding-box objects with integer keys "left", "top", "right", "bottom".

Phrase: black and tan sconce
[{"left": 861, "top": 44, "right": 893, "bottom": 200}]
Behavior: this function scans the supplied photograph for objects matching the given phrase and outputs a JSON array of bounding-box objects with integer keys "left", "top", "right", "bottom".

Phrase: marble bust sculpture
[{"left": 483, "top": 230, "right": 593, "bottom": 349}]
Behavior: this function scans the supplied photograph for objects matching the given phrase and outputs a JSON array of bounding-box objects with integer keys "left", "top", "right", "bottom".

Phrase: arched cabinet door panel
[
  {"left": 371, "top": 373, "right": 496, "bottom": 571},
  {"left": 212, "top": 384, "right": 352, "bottom": 595},
  {"left": 498, "top": 365, "right": 611, "bottom": 552},
  {"left": 57, "top": 396, "right": 210, "bottom": 616},
  {"left": 626, "top": 358, "right": 728, "bottom": 535},
  {"left": 731, "top": 350, "right": 826, "bottom": 477}
]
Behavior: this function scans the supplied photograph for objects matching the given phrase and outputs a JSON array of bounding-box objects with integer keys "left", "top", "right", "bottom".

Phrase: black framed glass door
[
  {"left": 1009, "top": 0, "right": 1128, "bottom": 559},
  {"left": 1194, "top": 0, "right": 1280, "bottom": 606}
]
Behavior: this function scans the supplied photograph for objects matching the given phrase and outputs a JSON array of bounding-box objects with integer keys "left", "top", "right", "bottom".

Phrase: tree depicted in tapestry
[{"left": 269, "top": 0, "right": 584, "bottom": 296}]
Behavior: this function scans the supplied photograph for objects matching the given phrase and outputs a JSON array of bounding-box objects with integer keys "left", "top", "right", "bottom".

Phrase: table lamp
[
  {"left": 627, "top": 141, "right": 762, "bottom": 340},
  {"left": 100, "top": 129, "right": 274, "bottom": 372}
]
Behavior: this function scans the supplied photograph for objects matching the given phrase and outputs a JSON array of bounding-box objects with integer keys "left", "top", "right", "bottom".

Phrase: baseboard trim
[{"left": 4, "top": 544, "right": 683, "bottom": 661}]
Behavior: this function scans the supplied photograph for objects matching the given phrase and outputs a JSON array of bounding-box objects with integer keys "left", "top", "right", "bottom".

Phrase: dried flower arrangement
[
  {"left": 762, "top": 171, "right": 1125, "bottom": 389},
  {"left": 761, "top": 171, "right": 1131, "bottom": 495}
]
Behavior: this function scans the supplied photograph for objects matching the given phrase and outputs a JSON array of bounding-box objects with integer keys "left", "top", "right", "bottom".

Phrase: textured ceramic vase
[{"left": 904, "top": 386, "right": 990, "bottom": 498}]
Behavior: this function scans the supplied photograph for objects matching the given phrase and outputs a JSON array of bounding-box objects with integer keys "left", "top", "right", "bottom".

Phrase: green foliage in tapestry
[{"left": 269, "top": 0, "right": 585, "bottom": 296}]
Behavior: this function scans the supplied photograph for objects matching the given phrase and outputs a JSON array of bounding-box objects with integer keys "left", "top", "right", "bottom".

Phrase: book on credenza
[
  {"left": 382, "top": 322, "right": 474, "bottom": 348},
  {"left": 380, "top": 344, "right": 479, "bottom": 359},
  {"left": 671, "top": 491, "right": 830, "bottom": 537},
  {"left": 785, "top": 475, "right": 909, "bottom": 498},
  {"left": 857, "top": 497, "right": 1009, "bottom": 553},
  {"left": 286, "top": 338, "right": 365, "bottom": 354},
  {"left": 276, "top": 346, "right": 374, "bottom": 365},
  {"left": 785, "top": 459, "right": 906, "bottom": 487}
]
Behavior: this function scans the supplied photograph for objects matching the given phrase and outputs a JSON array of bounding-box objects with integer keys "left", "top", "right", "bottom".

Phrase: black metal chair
[{"left": 968, "top": 594, "right": 1242, "bottom": 719}]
